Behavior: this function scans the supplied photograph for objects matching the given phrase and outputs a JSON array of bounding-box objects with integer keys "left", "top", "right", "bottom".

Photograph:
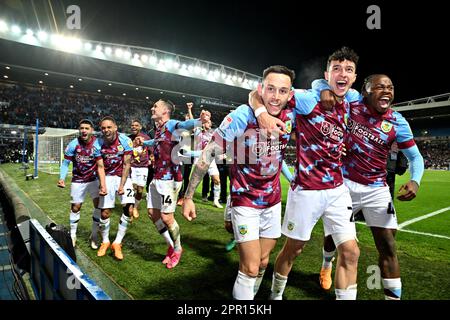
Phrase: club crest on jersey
[
  {"left": 287, "top": 221, "right": 295, "bottom": 231},
  {"left": 285, "top": 120, "right": 292, "bottom": 134},
  {"left": 238, "top": 225, "right": 248, "bottom": 235},
  {"left": 381, "top": 120, "right": 393, "bottom": 133},
  {"left": 117, "top": 145, "right": 124, "bottom": 152}
]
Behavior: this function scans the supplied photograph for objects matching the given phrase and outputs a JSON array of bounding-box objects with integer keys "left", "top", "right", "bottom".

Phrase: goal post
[{"left": 33, "top": 126, "right": 78, "bottom": 175}]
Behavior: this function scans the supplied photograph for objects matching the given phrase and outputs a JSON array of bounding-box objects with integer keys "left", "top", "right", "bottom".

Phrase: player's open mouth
[
  {"left": 336, "top": 80, "right": 347, "bottom": 90},
  {"left": 379, "top": 96, "right": 391, "bottom": 108}
]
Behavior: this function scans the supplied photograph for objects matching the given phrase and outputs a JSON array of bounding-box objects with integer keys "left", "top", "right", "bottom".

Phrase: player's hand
[
  {"left": 99, "top": 185, "right": 107, "bottom": 196},
  {"left": 57, "top": 180, "right": 65, "bottom": 188},
  {"left": 182, "top": 198, "right": 197, "bottom": 221},
  {"left": 397, "top": 180, "right": 419, "bottom": 201},
  {"left": 257, "top": 112, "right": 286, "bottom": 138},
  {"left": 117, "top": 186, "right": 125, "bottom": 195},
  {"left": 320, "top": 89, "right": 337, "bottom": 111},
  {"left": 135, "top": 136, "right": 144, "bottom": 146},
  {"left": 200, "top": 110, "right": 211, "bottom": 123},
  {"left": 186, "top": 102, "right": 193, "bottom": 109}
]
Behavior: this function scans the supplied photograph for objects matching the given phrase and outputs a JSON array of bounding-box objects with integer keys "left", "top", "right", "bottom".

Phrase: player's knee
[
  {"left": 338, "top": 242, "right": 360, "bottom": 267},
  {"left": 123, "top": 204, "right": 133, "bottom": 216},
  {"left": 71, "top": 204, "right": 82, "bottom": 213},
  {"left": 101, "top": 209, "right": 111, "bottom": 219},
  {"left": 161, "top": 213, "right": 174, "bottom": 226},
  {"left": 259, "top": 256, "right": 270, "bottom": 270},
  {"left": 284, "top": 239, "right": 305, "bottom": 259},
  {"left": 240, "top": 263, "right": 260, "bottom": 278}
]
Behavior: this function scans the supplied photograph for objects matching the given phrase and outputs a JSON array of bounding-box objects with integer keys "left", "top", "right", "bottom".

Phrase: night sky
[{"left": 2, "top": 0, "right": 449, "bottom": 103}]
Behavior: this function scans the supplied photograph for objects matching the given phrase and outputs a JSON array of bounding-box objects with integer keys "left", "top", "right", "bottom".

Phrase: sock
[
  {"left": 269, "top": 272, "right": 288, "bottom": 300},
  {"left": 254, "top": 268, "right": 266, "bottom": 296},
  {"left": 98, "top": 217, "right": 110, "bottom": 243},
  {"left": 168, "top": 220, "right": 182, "bottom": 252},
  {"left": 69, "top": 211, "right": 80, "bottom": 239},
  {"left": 213, "top": 184, "right": 221, "bottom": 201},
  {"left": 335, "top": 284, "right": 357, "bottom": 300},
  {"left": 135, "top": 198, "right": 141, "bottom": 209},
  {"left": 91, "top": 208, "right": 101, "bottom": 240},
  {"left": 383, "top": 278, "right": 402, "bottom": 300},
  {"left": 155, "top": 219, "right": 174, "bottom": 248},
  {"left": 322, "top": 248, "right": 336, "bottom": 269},
  {"left": 114, "top": 214, "right": 130, "bottom": 244},
  {"left": 232, "top": 271, "right": 256, "bottom": 300}
]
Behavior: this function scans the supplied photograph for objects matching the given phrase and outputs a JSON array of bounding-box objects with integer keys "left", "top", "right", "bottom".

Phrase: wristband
[{"left": 254, "top": 107, "right": 268, "bottom": 118}]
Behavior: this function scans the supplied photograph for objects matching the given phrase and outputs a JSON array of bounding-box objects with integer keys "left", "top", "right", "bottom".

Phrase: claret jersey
[{"left": 63, "top": 136, "right": 98, "bottom": 183}]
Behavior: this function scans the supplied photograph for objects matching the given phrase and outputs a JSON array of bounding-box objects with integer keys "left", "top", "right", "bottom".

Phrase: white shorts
[
  {"left": 282, "top": 184, "right": 356, "bottom": 245},
  {"left": 231, "top": 202, "right": 282, "bottom": 243},
  {"left": 131, "top": 167, "right": 149, "bottom": 187},
  {"left": 98, "top": 175, "right": 135, "bottom": 209},
  {"left": 224, "top": 196, "right": 232, "bottom": 222},
  {"left": 147, "top": 179, "right": 183, "bottom": 213},
  {"left": 345, "top": 179, "right": 398, "bottom": 229},
  {"left": 70, "top": 180, "right": 99, "bottom": 204},
  {"left": 194, "top": 158, "right": 219, "bottom": 176}
]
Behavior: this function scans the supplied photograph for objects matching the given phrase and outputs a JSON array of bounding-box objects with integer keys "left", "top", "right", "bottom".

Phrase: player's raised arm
[
  {"left": 57, "top": 159, "right": 71, "bottom": 188},
  {"left": 186, "top": 102, "right": 194, "bottom": 120},
  {"left": 182, "top": 139, "right": 224, "bottom": 221}
]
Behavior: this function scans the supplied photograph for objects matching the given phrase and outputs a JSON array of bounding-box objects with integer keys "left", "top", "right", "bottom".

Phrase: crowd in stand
[
  {"left": 417, "top": 139, "right": 450, "bottom": 170},
  {"left": 0, "top": 82, "right": 232, "bottom": 134}
]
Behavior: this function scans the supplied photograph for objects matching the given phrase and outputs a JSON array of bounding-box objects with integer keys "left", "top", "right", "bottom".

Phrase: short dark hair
[
  {"left": 159, "top": 99, "right": 175, "bottom": 115},
  {"left": 79, "top": 119, "right": 94, "bottom": 128},
  {"left": 327, "top": 47, "right": 359, "bottom": 70},
  {"left": 131, "top": 119, "right": 142, "bottom": 126},
  {"left": 262, "top": 65, "right": 296, "bottom": 84},
  {"left": 361, "top": 74, "right": 391, "bottom": 95},
  {"left": 100, "top": 116, "right": 116, "bottom": 125}
]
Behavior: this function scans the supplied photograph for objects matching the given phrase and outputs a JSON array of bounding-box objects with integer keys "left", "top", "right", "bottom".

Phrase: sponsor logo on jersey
[
  {"left": 381, "top": 120, "right": 393, "bottom": 133},
  {"left": 238, "top": 225, "right": 248, "bottom": 235},
  {"left": 219, "top": 116, "right": 233, "bottom": 131},
  {"left": 320, "top": 121, "right": 344, "bottom": 141}
]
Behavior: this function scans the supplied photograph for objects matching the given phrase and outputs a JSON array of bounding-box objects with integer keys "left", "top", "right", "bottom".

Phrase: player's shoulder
[
  {"left": 391, "top": 110, "right": 409, "bottom": 126},
  {"left": 139, "top": 132, "right": 151, "bottom": 140},
  {"left": 231, "top": 104, "right": 254, "bottom": 120}
]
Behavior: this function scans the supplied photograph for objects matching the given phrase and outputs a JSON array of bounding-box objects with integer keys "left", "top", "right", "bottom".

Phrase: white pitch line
[
  {"left": 355, "top": 221, "right": 450, "bottom": 240},
  {"left": 398, "top": 206, "right": 450, "bottom": 229}
]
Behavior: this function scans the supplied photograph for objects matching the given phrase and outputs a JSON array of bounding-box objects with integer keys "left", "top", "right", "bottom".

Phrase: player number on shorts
[
  {"left": 127, "top": 188, "right": 135, "bottom": 197},
  {"left": 161, "top": 195, "right": 172, "bottom": 205}
]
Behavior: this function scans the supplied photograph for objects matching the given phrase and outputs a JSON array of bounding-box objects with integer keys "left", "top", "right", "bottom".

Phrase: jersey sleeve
[
  {"left": 401, "top": 145, "right": 425, "bottom": 186},
  {"left": 293, "top": 89, "right": 318, "bottom": 115},
  {"left": 214, "top": 105, "right": 252, "bottom": 142},
  {"left": 63, "top": 139, "right": 77, "bottom": 161},
  {"left": 93, "top": 138, "right": 103, "bottom": 161},
  {"left": 394, "top": 112, "right": 416, "bottom": 149},
  {"left": 167, "top": 119, "right": 202, "bottom": 133},
  {"left": 119, "top": 134, "right": 133, "bottom": 154}
]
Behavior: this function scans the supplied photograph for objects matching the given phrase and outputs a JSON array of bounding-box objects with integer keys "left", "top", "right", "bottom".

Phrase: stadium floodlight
[
  {"left": 173, "top": 61, "right": 180, "bottom": 69},
  {"left": 149, "top": 55, "right": 157, "bottom": 65},
  {"left": 84, "top": 42, "right": 92, "bottom": 50},
  {"left": 133, "top": 53, "right": 140, "bottom": 60},
  {"left": 3, "top": 75, "right": 8, "bottom": 79},
  {"left": 115, "top": 48, "right": 123, "bottom": 58},
  {"left": 181, "top": 64, "right": 187, "bottom": 70},
  {"left": 165, "top": 58, "right": 173, "bottom": 68},
  {"left": 104, "top": 46, "right": 112, "bottom": 55},
  {"left": 69, "top": 85, "right": 74, "bottom": 88},
  {"left": 141, "top": 54, "right": 148, "bottom": 63},
  {"left": 44, "top": 72, "right": 49, "bottom": 76},
  {"left": 0, "top": 20, "right": 8, "bottom": 32},
  {"left": 108, "top": 83, "right": 112, "bottom": 86},
  {"left": 135, "top": 87, "right": 139, "bottom": 91},
  {"left": 26, "top": 29, "right": 34, "bottom": 36},
  {"left": 188, "top": 65, "right": 194, "bottom": 72},
  {"left": 97, "top": 89, "right": 101, "bottom": 92},
  {"left": 145, "top": 96, "right": 149, "bottom": 99},
  {"left": 214, "top": 69, "right": 220, "bottom": 78},
  {"left": 38, "top": 80, "right": 43, "bottom": 84},
  {"left": 232, "top": 75, "right": 237, "bottom": 81},
  {"left": 37, "top": 31, "right": 47, "bottom": 41},
  {"left": 95, "top": 44, "right": 102, "bottom": 52},
  {"left": 11, "top": 25, "right": 21, "bottom": 35},
  {"left": 5, "top": 66, "right": 10, "bottom": 69},
  {"left": 78, "top": 78, "right": 82, "bottom": 81},
  {"left": 123, "top": 50, "right": 131, "bottom": 60},
  {"left": 122, "top": 93, "right": 126, "bottom": 96}
]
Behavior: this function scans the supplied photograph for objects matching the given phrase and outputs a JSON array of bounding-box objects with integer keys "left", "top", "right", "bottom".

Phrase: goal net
[{"left": 33, "top": 128, "right": 78, "bottom": 175}]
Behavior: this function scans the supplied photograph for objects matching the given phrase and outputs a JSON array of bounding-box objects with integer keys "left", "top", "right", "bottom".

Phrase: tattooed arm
[{"left": 182, "top": 139, "right": 223, "bottom": 221}]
